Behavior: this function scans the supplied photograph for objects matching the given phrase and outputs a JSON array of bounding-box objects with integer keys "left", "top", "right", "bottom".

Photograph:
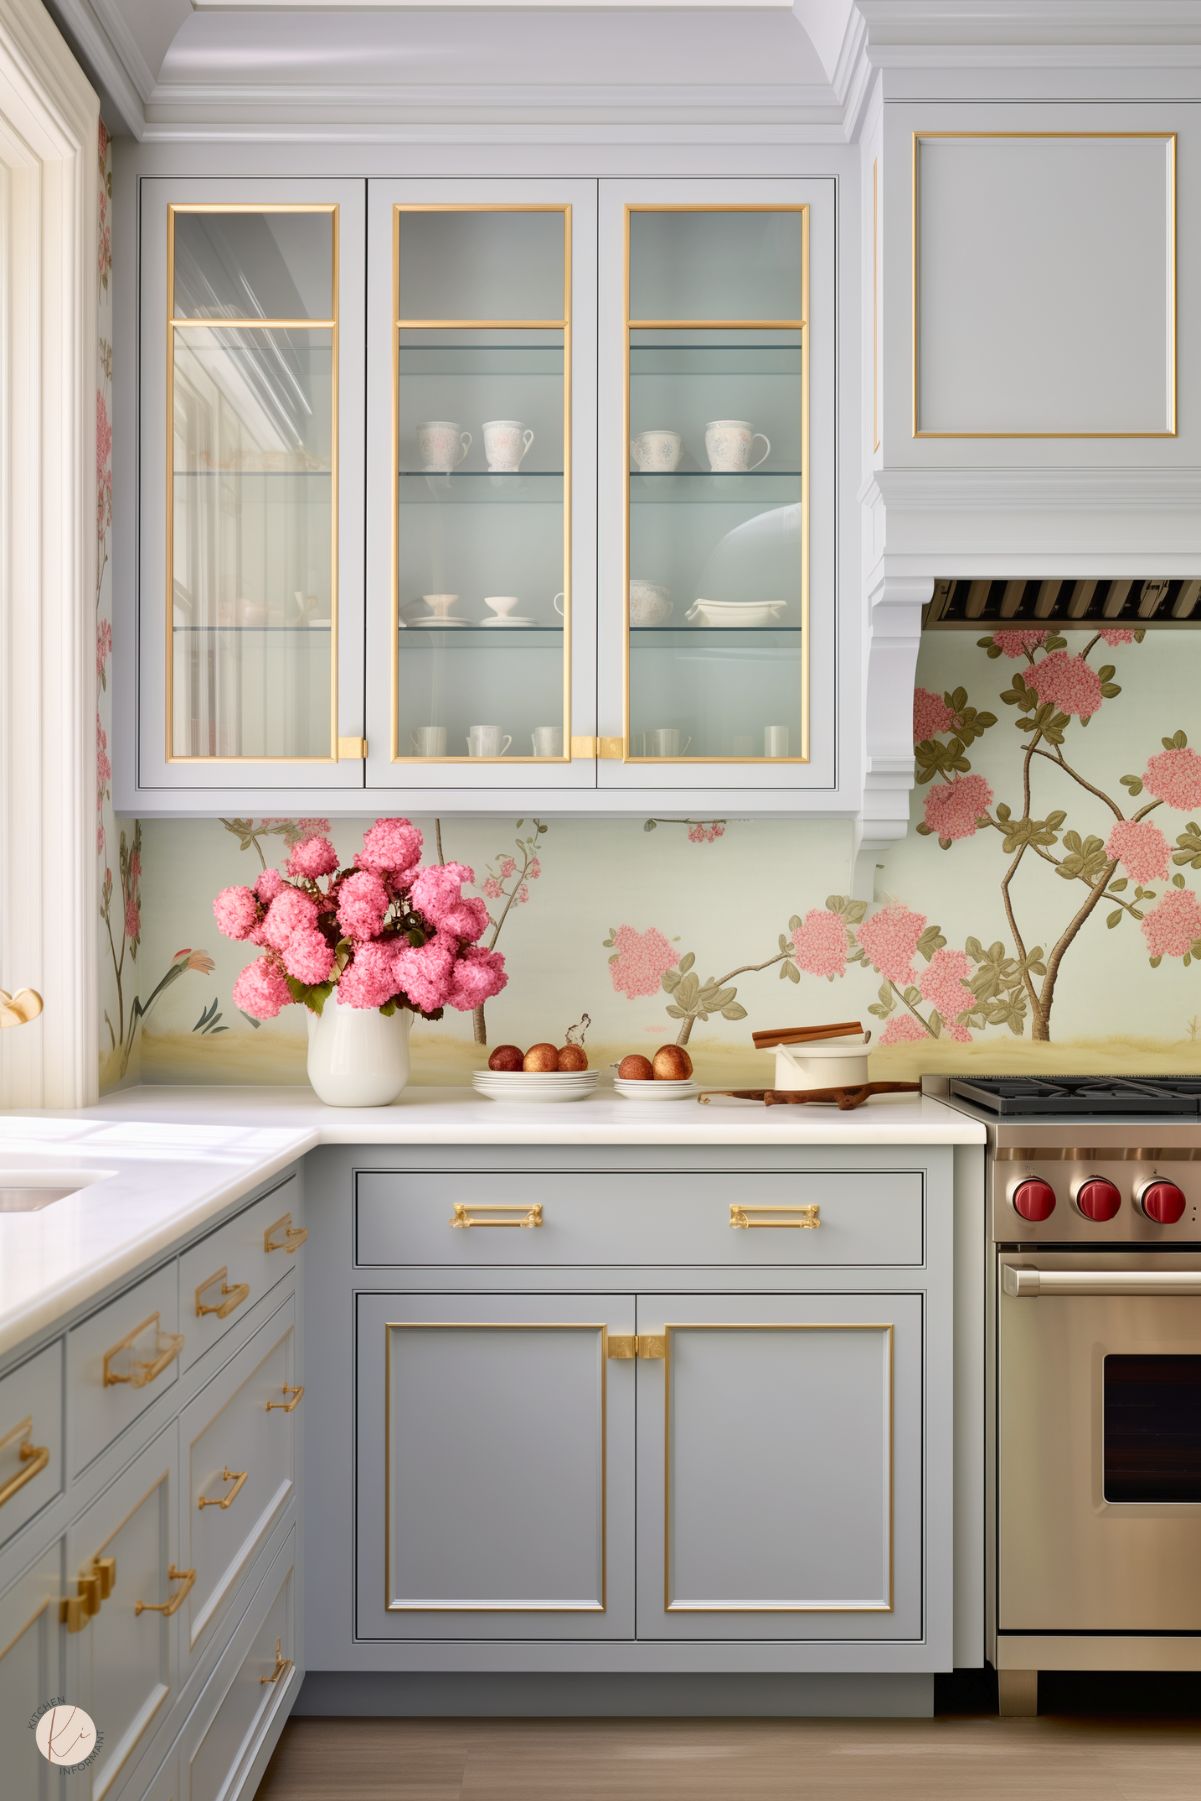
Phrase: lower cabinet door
[
  {"left": 66, "top": 1427, "right": 178, "bottom": 1801},
  {"left": 355, "top": 1293, "right": 635, "bottom": 1639},
  {"left": 636, "top": 1293, "right": 924, "bottom": 1640},
  {"left": 0, "top": 1543, "right": 65, "bottom": 1801}
]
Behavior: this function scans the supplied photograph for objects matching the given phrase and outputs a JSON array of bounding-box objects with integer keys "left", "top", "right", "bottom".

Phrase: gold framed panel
[
  {"left": 622, "top": 203, "right": 811, "bottom": 765},
  {"left": 165, "top": 201, "right": 342, "bottom": 763},
  {"left": 383, "top": 1320, "right": 609, "bottom": 1612},
  {"left": 389, "top": 203, "right": 574, "bottom": 765},
  {"left": 661, "top": 1322, "right": 894, "bottom": 1613},
  {"left": 911, "top": 131, "right": 1178, "bottom": 440}
]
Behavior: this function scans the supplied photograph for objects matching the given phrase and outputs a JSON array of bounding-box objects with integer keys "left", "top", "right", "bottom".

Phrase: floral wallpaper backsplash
[{"left": 105, "top": 623, "right": 1201, "bottom": 1091}]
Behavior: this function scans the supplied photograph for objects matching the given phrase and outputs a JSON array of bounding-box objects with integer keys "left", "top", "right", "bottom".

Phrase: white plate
[
  {"left": 479, "top": 617, "right": 537, "bottom": 628},
  {"left": 410, "top": 616, "right": 467, "bottom": 628},
  {"left": 473, "top": 1071, "right": 598, "bottom": 1087},
  {"left": 473, "top": 1082, "right": 597, "bottom": 1105},
  {"left": 613, "top": 1079, "right": 698, "bottom": 1102}
]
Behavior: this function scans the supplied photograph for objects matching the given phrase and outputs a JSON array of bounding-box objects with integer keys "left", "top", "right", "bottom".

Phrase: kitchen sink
[{"left": 0, "top": 1171, "right": 109, "bottom": 1213}]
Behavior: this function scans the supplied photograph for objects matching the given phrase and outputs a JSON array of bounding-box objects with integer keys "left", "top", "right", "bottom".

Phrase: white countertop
[{"left": 0, "top": 1085, "right": 983, "bottom": 1360}]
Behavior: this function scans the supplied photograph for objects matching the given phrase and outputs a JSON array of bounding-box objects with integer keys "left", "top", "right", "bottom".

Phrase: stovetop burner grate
[{"left": 948, "top": 1076, "right": 1201, "bottom": 1117}]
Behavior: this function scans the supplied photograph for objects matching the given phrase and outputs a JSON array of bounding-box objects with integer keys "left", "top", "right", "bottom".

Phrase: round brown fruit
[
  {"left": 557, "top": 1044, "right": 588, "bottom": 1071},
  {"left": 652, "top": 1044, "right": 694, "bottom": 1081},
  {"left": 523, "top": 1042, "right": 560, "bottom": 1072},
  {"left": 617, "top": 1053, "right": 654, "bottom": 1081},
  {"left": 488, "top": 1044, "right": 524, "bottom": 1072}
]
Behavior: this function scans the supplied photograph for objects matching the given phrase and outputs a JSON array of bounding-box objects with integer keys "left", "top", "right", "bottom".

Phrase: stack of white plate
[
  {"left": 613, "top": 1077, "right": 698, "bottom": 1103},
  {"left": 472, "top": 1069, "right": 600, "bottom": 1104}
]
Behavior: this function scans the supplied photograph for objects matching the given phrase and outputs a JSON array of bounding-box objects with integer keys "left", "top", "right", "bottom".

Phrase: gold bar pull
[
  {"left": 337, "top": 735, "right": 368, "bottom": 759},
  {"left": 637, "top": 1334, "right": 666, "bottom": 1360},
  {"left": 259, "top": 1636, "right": 293, "bottom": 1685},
  {"left": 195, "top": 1266, "right": 250, "bottom": 1319},
  {"left": 59, "top": 1595, "right": 87, "bottom": 1633},
  {"left": 570, "top": 735, "right": 597, "bottom": 758},
  {"left": 77, "top": 1572, "right": 103, "bottom": 1617},
  {"left": 0, "top": 1416, "right": 50, "bottom": 1507},
  {"left": 607, "top": 1334, "right": 637, "bottom": 1360},
  {"left": 135, "top": 1564, "right": 195, "bottom": 1618},
  {"left": 265, "top": 1383, "right": 304, "bottom": 1414},
  {"left": 102, "top": 1312, "right": 185, "bottom": 1388},
  {"left": 198, "top": 1467, "right": 248, "bottom": 1510},
  {"left": 598, "top": 737, "right": 625, "bottom": 760},
  {"left": 93, "top": 1555, "right": 117, "bottom": 1599},
  {"left": 451, "top": 1203, "right": 543, "bottom": 1230},
  {"left": 729, "top": 1204, "right": 821, "bottom": 1231},
  {"left": 264, "top": 1214, "right": 308, "bottom": 1255}
]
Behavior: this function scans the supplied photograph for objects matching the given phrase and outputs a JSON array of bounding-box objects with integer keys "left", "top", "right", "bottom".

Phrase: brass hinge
[
  {"left": 337, "top": 735, "right": 368, "bottom": 760},
  {"left": 607, "top": 1333, "right": 666, "bottom": 1360},
  {"left": 570, "top": 736, "right": 625, "bottom": 761}
]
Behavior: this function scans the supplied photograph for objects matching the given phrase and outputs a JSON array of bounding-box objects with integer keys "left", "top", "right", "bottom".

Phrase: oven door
[{"left": 999, "top": 1251, "right": 1201, "bottom": 1634}]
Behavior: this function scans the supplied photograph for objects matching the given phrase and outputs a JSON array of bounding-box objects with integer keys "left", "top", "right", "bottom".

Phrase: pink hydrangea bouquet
[{"left": 212, "top": 819, "right": 507, "bottom": 1021}]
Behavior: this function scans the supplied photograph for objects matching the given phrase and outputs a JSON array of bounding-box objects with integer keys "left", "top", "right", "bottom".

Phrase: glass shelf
[
  {"left": 398, "top": 472, "right": 564, "bottom": 504},
  {"left": 399, "top": 625, "right": 563, "bottom": 636},
  {"left": 173, "top": 624, "right": 331, "bottom": 634},
  {"left": 175, "top": 468, "right": 331, "bottom": 479}
]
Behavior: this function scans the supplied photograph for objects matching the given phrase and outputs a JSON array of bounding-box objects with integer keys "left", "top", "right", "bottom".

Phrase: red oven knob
[
  {"left": 1011, "top": 1178, "right": 1056, "bottom": 1222},
  {"left": 1074, "top": 1177, "right": 1122, "bottom": 1222},
  {"left": 1138, "top": 1179, "right": 1187, "bottom": 1226}
]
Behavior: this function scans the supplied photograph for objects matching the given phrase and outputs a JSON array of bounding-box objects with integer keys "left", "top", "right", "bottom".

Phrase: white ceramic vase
[{"left": 305, "top": 994, "right": 412, "bottom": 1107}]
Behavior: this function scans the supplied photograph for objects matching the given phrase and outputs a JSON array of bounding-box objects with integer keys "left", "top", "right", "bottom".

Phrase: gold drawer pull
[
  {"left": 451, "top": 1203, "right": 543, "bottom": 1230},
  {"left": 59, "top": 1554, "right": 116, "bottom": 1630},
  {"left": 195, "top": 1267, "right": 250, "bottom": 1320},
  {"left": 93, "top": 1554, "right": 116, "bottom": 1598},
  {"left": 135, "top": 1564, "right": 195, "bottom": 1618},
  {"left": 265, "top": 1383, "right": 304, "bottom": 1414},
  {"left": 729, "top": 1204, "right": 821, "bottom": 1231},
  {"left": 259, "top": 1635, "right": 293, "bottom": 1685},
  {"left": 102, "top": 1312, "right": 184, "bottom": 1388},
  {"left": 198, "top": 1467, "right": 248, "bottom": 1510},
  {"left": 59, "top": 1595, "right": 87, "bottom": 1632},
  {"left": 264, "top": 1214, "right": 308, "bottom": 1255},
  {"left": 0, "top": 1416, "right": 50, "bottom": 1506},
  {"left": 607, "top": 1334, "right": 665, "bottom": 1360}
]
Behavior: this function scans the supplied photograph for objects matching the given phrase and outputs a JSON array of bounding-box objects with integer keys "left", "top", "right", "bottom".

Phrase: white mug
[
  {"left": 705, "top": 419, "right": 770, "bottom": 472},
  {"left": 763, "top": 724, "right": 790, "bottom": 757},
  {"left": 417, "top": 421, "right": 471, "bottom": 473},
  {"left": 411, "top": 725, "right": 448, "bottom": 757},
  {"left": 420, "top": 593, "right": 459, "bottom": 620},
  {"left": 645, "top": 727, "right": 692, "bottom": 757},
  {"left": 483, "top": 420, "right": 535, "bottom": 472},
  {"left": 552, "top": 592, "right": 566, "bottom": 617},
  {"left": 531, "top": 725, "right": 563, "bottom": 758},
  {"left": 483, "top": 595, "right": 521, "bottom": 619},
  {"left": 466, "top": 725, "right": 512, "bottom": 758},
  {"left": 631, "top": 429, "right": 682, "bottom": 473}
]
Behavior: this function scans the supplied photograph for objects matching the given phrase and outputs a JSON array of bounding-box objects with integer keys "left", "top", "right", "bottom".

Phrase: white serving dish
[
  {"left": 685, "top": 598, "right": 787, "bottom": 630},
  {"left": 771, "top": 1039, "right": 870, "bottom": 1090},
  {"left": 613, "top": 1079, "right": 697, "bottom": 1102}
]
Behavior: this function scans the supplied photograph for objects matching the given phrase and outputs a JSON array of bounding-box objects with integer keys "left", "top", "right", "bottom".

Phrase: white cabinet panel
[{"left": 0, "top": 1543, "right": 65, "bottom": 1801}]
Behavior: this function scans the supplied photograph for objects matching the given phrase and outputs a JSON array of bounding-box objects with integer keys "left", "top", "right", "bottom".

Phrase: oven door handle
[{"left": 1004, "top": 1266, "right": 1201, "bottom": 1298}]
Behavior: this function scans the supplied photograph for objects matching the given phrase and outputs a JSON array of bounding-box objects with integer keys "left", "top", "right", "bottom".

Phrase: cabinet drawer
[
  {"left": 0, "top": 1542, "right": 64, "bottom": 1801},
  {"left": 180, "top": 1524, "right": 297, "bottom": 1801},
  {"left": 178, "top": 1178, "right": 304, "bottom": 1372},
  {"left": 179, "top": 1297, "right": 298, "bottom": 1667},
  {"left": 0, "top": 1341, "right": 62, "bottom": 1548},
  {"left": 355, "top": 1172, "right": 924, "bottom": 1268},
  {"left": 68, "top": 1266, "right": 181, "bottom": 1476}
]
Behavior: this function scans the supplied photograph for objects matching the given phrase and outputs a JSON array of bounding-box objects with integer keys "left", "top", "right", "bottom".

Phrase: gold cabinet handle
[
  {"left": 195, "top": 1266, "right": 250, "bottom": 1320},
  {"left": 265, "top": 1383, "right": 304, "bottom": 1414},
  {"left": 264, "top": 1214, "right": 308, "bottom": 1255},
  {"left": 198, "top": 1466, "right": 248, "bottom": 1510},
  {"left": 93, "top": 1555, "right": 116, "bottom": 1599},
  {"left": 259, "top": 1635, "right": 293, "bottom": 1685},
  {"left": 451, "top": 1203, "right": 543, "bottom": 1230},
  {"left": 729, "top": 1204, "right": 821, "bottom": 1231},
  {"left": 135, "top": 1564, "right": 195, "bottom": 1618},
  {"left": 60, "top": 1553, "right": 116, "bottom": 1629},
  {"left": 102, "top": 1312, "right": 184, "bottom": 1388},
  {"left": 59, "top": 1595, "right": 87, "bottom": 1632},
  {"left": 0, "top": 1416, "right": 50, "bottom": 1506}
]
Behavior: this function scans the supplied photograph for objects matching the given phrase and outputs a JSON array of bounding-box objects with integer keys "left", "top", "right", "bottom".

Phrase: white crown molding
[
  {"left": 43, "top": 0, "right": 152, "bottom": 133},
  {"left": 858, "top": 0, "right": 1201, "bottom": 51},
  {"left": 864, "top": 468, "right": 1201, "bottom": 514}
]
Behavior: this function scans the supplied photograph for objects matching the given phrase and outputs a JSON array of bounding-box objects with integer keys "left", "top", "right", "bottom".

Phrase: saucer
[
  {"left": 480, "top": 616, "right": 536, "bottom": 628},
  {"left": 411, "top": 616, "right": 467, "bottom": 628}
]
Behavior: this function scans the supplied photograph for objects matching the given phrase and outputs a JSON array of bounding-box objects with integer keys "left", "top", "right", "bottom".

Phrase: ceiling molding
[{"left": 42, "top": 0, "right": 148, "bottom": 132}]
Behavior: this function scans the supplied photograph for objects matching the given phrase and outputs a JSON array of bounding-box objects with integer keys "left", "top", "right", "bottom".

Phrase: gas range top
[{"left": 948, "top": 1076, "right": 1201, "bottom": 1118}]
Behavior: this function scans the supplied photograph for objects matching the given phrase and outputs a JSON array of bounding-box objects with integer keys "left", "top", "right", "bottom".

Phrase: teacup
[
  {"left": 531, "top": 725, "right": 563, "bottom": 758},
  {"left": 411, "top": 725, "right": 448, "bottom": 757},
  {"left": 644, "top": 727, "right": 692, "bottom": 757},
  {"left": 705, "top": 420, "right": 770, "bottom": 472},
  {"left": 552, "top": 592, "right": 566, "bottom": 617},
  {"left": 483, "top": 595, "right": 521, "bottom": 620},
  {"left": 483, "top": 420, "right": 535, "bottom": 472},
  {"left": 421, "top": 593, "right": 459, "bottom": 620},
  {"left": 417, "top": 421, "right": 471, "bottom": 473},
  {"left": 631, "top": 429, "right": 682, "bottom": 473},
  {"left": 629, "top": 579, "right": 672, "bottom": 627},
  {"left": 466, "top": 725, "right": 512, "bottom": 758}
]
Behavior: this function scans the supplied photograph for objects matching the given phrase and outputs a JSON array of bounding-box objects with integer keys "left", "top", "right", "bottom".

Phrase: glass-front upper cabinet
[
  {"left": 138, "top": 181, "right": 365, "bottom": 792},
  {"left": 598, "top": 180, "right": 836, "bottom": 792},
  {"left": 365, "top": 182, "right": 597, "bottom": 790}
]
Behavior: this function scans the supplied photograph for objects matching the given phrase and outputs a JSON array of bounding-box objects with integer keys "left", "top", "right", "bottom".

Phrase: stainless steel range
[{"left": 938, "top": 1076, "right": 1201, "bottom": 1716}]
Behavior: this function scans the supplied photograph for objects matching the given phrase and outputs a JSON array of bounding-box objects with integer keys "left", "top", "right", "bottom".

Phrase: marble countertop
[{"left": 0, "top": 1084, "right": 983, "bottom": 1359}]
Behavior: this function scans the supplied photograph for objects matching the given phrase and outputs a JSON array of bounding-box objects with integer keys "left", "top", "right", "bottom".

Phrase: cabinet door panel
[
  {"left": 636, "top": 1293, "right": 923, "bottom": 1640},
  {"left": 355, "top": 1293, "right": 633, "bottom": 1638},
  {"left": 0, "top": 1544, "right": 64, "bottom": 1801}
]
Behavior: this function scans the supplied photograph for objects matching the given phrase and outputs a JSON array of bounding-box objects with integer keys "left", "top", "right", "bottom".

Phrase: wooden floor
[{"left": 256, "top": 1715, "right": 1201, "bottom": 1801}]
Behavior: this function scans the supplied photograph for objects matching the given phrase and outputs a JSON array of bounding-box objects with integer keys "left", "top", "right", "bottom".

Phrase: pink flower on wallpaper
[
  {"left": 286, "top": 835, "right": 339, "bottom": 880},
  {"left": 482, "top": 876, "right": 504, "bottom": 901},
  {"left": 608, "top": 925, "right": 679, "bottom": 999},
  {"left": 945, "top": 1022, "right": 974, "bottom": 1043},
  {"left": 1026, "top": 651, "right": 1103, "bottom": 720},
  {"left": 233, "top": 954, "right": 291, "bottom": 1020},
  {"left": 856, "top": 904, "right": 927, "bottom": 986},
  {"left": 991, "top": 630, "right": 1048, "bottom": 658},
  {"left": 336, "top": 870, "right": 390, "bottom": 942},
  {"left": 96, "top": 617, "right": 112, "bottom": 678},
  {"left": 96, "top": 717, "right": 111, "bottom": 788},
  {"left": 913, "top": 687, "right": 955, "bottom": 744},
  {"left": 281, "top": 927, "right": 336, "bottom": 987},
  {"left": 1141, "top": 888, "right": 1201, "bottom": 961},
  {"left": 923, "top": 774, "right": 994, "bottom": 842},
  {"left": 516, "top": 885, "right": 529, "bottom": 904},
  {"left": 918, "top": 949, "right": 974, "bottom": 1024},
  {"left": 124, "top": 897, "right": 140, "bottom": 942},
  {"left": 790, "top": 909, "right": 849, "bottom": 980},
  {"left": 1098, "top": 628, "right": 1137, "bottom": 646},
  {"left": 688, "top": 824, "right": 705, "bottom": 842},
  {"left": 499, "top": 855, "right": 516, "bottom": 880},
  {"left": 1105, "top": 819, "right": 1170, "bottom": 885},
  {"left": 527, "top": 858, "right": 542, "bottom": 879},
  {"left": 212, "top": 884, "right": 261, "bottom": 942},
  {"left": 1143, "top": 746, "right": 1201, "bottom": 810},
  {"left": 96, "top": 390, "right": 112, "bottom": 486},
  {"left": 878, "top": 1014, "right": 927, "bottom": 1045}
]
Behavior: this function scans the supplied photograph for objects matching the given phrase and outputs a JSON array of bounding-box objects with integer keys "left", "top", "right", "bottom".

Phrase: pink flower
[
  {"left": 409, "top": 863, "right": 487, "bottom": 940},
  {"left": 688, "top": 824, "right": 705, "bottom": 843},
  {"left": 923, "top": 773, "right": 994, "bottom": 843},
  {"left": 1143, "top": 745, "right": 1201, "bottom": 811},
  {"left": 446, "top": 945, "right": 508, "bottom": 1011},
  {"left": 392, "top": 934, "right": 456, "bottom": 1014},
  {"left": 608, "top": 925, "right": 679, "bottom": 999},
  {"left": 856, "top": 904, "right": 927, "bottom": 987},
  {"left": 710, "top": 822, "right": 726, "bottom": 839},
  {"left": 287, "top": 835, "right": 339, "bottom": 880},
  {"left": 96, "top": 390, "right": 112, "bottom": 485},
  {"left": 991, "top": 630, "right": 1048, "bottom": 658},
  {"left": 918, "top": 949, "right": 974, "bottom": 1024},
  {"left": 96, "top": 617, "right": 112, "bottom": 677},
  {"left": 499, "top": 856, "right": 516, "bottom": 880},
  {"left": 1105, "top": 819, "right": 1170, "bottom": 884},
  {"left": 482, "top": 876, "right": 503, "bottom": 901},
  {"left": 233, "top": 954, "right": 291, "bottom": 1019},
  {"left": 338, "top": 942, "right": 399, "bottom": 1010},
  {"left": 336, "top": 870, "right": 391, "bottom": 942},
  {"left": 946, "top": 1022, "right": 974, "bottom": 1043},
  {"left": 528, "top": 858, "right": 542, "bottom": 879},
  {"left": 260, "top": 887, "right": 319, "bottom": 952},
  {"left": 96, "top": 718, "right": 111, "bottom": 786},
  {"left": 516, "top": 885, "right": 529, "bottom": 905},
  {"left": 1099, "top": 628, "right": 1136, "bottom": 646},
  {"left": 1026, "top": 650, "right": 1103, "bottom": 720},
  {"left": 791, "top": 909, "right": 849, "bottom": 980},
  {"left": 913, "top": 687, "right": 954, "bottom": 744},
  {"left": 255, "top": 867, "right": 285, "bottom": 903},
  {"left": 293, "top": 817, "right": 331, "bottom": 837},
  {"left": 213, "top": 884, "right": 261, "bottom": 942},
  {"left": 878, "top": 1014, "right": 927, "bottom": 1045},
  {"left": 281, "top": 926, "right": 335, "bottom": 986},
  {"left": 124, "top": 898, "right": 140, "bottom": 942},
  {"left": 1141, "top": 888, "right": 1201, "bottom": 961},
  {"left": 177, "top": 949, "right": 215, "bottom": 975},
  {"left": 357, "top": 818, "right": 423, "bottom": 882}
]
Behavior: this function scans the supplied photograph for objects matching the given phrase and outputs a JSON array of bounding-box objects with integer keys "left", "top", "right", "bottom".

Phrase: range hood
[{"left": 924, "top": 577, "right": 1201, "bottom": 629}]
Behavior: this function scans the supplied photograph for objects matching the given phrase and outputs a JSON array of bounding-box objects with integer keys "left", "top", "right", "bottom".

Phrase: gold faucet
[{"left": 0, "top": 988, "right": 43, "bottom": 1029}]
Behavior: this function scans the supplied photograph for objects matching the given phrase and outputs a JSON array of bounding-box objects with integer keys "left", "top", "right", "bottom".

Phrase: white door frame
[{"left": 0, "top": 0, "right": 98, "bottom": 1107}]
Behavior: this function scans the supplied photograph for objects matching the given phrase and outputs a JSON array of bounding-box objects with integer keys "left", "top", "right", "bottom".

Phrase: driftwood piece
[{"left": 697, "top": 1080, "right": 921, "bottom": 1111}]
